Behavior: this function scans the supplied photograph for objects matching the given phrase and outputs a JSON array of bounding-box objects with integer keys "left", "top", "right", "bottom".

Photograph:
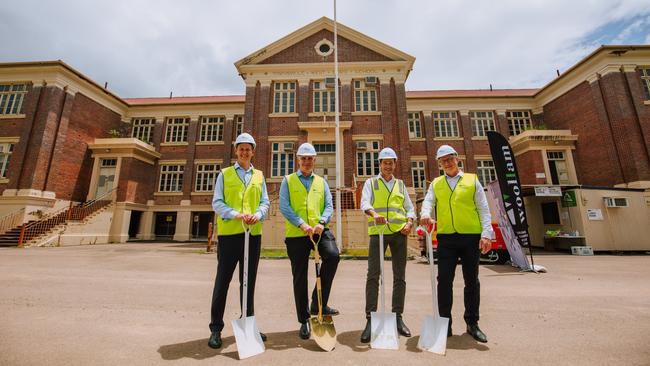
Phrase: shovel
[
  {"left": 417, "top": 226, "right": 449, "bottom": 355},
  {"left": 370, "top": 225, "right": 399, "bottom": 350},
  {"left": 308, "top": 233, "right": 337, "bottom": 352},
  {"left": 231, "top": 222, "right": 265, "bottom": 359}
]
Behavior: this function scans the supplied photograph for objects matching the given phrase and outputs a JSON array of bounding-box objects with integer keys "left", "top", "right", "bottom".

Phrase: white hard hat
[
  {"left": 234, "top": 133, "right": 256, "bottom": 149},
  {"left": 436, "top": 145, "right": 458, "bottom": 159},
  {"left": 297, "top": 143, "right": 317, "bottom": 156},
  {"left": 378, "top": 147, "right": 398, "bottom": 161}
]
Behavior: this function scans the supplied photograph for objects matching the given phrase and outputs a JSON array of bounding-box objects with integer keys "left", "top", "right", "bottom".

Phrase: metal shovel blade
[
  {"left": 417, "top": 315, "right": 449, "bottom": 355},
  {"left": 231, "top": 316, "right": 265, "bottom": 359},
  {"left": 370, "top": 311, "right": 399, "bottom": 350},
  {"left": 309, "top": 315, "right": 337, "bottom": 351}
]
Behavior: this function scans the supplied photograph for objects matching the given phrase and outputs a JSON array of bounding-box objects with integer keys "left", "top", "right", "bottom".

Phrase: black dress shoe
[
  {"left": 208, "top": 331, "right": 222, "bottom": 349},
  {"left": 310, "top": 304, "right": 340, "bottom": 316},
  {"left": 299, "top": 322, "right": 311, "bottom": 340},
  {"left": 360, "top": 319, "right": 372, "bottom": 343},
  {"left": 396, "top": 316, "right": 411, "bottom": 337},
  {"left": 467, "top": 324, "right": 488, "bottom": 343},
  {"left": 260, "top": 332, "right": 267, "bottom": 342}
]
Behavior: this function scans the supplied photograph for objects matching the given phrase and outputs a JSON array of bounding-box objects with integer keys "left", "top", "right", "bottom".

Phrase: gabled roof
[{"left": 234, "top": 17, "right": 415, "bottom": 69}]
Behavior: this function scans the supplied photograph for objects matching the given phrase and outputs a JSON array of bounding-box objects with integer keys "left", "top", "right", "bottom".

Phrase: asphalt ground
[{"left": 1, "top": 243, "right": 649, "bottom": 366}]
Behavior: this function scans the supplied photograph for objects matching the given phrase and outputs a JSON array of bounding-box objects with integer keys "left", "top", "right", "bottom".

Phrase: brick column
[
  {"left": 495, "top": 110, "right": 510, "bottom": 138},
  {"left": 394, "top": 81, "right": 412, "bottom": 185},
  {"left": 379, "top": 81, "right": 394, "bottom": 147},
  {"left": 623, "top": 68, "right": 650, "bottom": 173},
  {"left": 459, "top": 111, "right": 476, "bottom": 172},
  {"left": 422, "top": 111, "right": 437, "bottom": 181},
  {"left": 297, "top": 79, "right": 310, "bottom": 121},
  {"left": 44, "top": 91, "right": 76, "bottom": 198},
  {"left": 252, "top": 81, "right": 271, "bottom": 175},
  {"left": 223, "top": 116, "right": 234, "bottom": 165},
  {"left": 340, "top": 78, "right": 352, "bottom": 121},
  {"left": 182, "top": 117, "right": 199, "bottom": 199}
]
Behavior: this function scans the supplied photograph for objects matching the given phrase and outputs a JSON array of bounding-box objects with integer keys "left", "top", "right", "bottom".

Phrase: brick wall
[
  {"left": 117, "top": 157, "right": 156, "bottom": 204},
  {"left": 516, "top": 150, "right": 547, "bottom": 185}
]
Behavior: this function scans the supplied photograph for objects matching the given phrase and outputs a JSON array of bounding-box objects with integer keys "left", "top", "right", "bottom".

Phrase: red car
[{"left": 417, "top": 223, "right": 510, "bottom": 264}]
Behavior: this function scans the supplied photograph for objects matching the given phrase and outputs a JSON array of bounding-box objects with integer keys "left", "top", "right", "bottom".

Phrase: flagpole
[{"left": 334, "top": 0, "right": 342, "bottom": 251}]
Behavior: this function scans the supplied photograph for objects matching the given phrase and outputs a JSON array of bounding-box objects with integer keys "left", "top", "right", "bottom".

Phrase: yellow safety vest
[
  {"left": 367, "top": 177, "right": 408, "bottom": 235},
  {"left": 285, "top": 172, "right": 327, "bottom": 238},
  {"left": 216, "top": 166, "right": 264, "bottom": 236},
  {"left": 433, "top": 173, "right": 482, "bottom": 234}
]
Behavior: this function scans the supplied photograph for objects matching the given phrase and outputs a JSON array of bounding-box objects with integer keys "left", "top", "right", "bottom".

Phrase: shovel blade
[
  {"left": 231, "top": 316, "right": 265, "bottom": 359},
  {"left": 370, "top": 312, "right": 399, "bottom": 350},
  {"left": 417, "top": 315, "right": 449, "bottom": 355},
  {"left": 309, "top": 315, "right": 337, "bottom": 351}
]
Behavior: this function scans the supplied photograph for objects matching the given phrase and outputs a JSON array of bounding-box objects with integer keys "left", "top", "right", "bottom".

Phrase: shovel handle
[
  {"left": 240, "top": 221, "right": 251, "bottom": 318},
  {"left": 309, "top": 233, "right": 324, "bottom": 321},
  {"left": 420, "top": 226, "right": 440, "bottom": 318}
]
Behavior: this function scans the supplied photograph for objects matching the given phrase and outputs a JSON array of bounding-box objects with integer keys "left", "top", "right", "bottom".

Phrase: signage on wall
[
  {"left": 166, "top": 216, "right": 173, "bottom": 222},
  {"left": 587, "top": 209, "right": 604, "bottom": 221},
  {"left": 534, "top": 186, "right": 562, "bottom": 197},
  {"left": 561, "top": 191, "right": 577, "bottom": 207}
]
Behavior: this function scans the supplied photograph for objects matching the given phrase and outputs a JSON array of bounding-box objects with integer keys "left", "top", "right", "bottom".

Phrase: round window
[{"left": 315, "top": 39, "right": 334, "bottom": 57}]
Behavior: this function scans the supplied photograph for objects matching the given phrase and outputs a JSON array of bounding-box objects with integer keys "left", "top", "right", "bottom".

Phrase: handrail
[{"left": 0, "top": 207, "right": 25, "bottom": 235}]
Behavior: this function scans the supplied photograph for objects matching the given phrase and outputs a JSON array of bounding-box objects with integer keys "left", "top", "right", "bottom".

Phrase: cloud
[{"left": 1, "top": 0, "right": 649, "bottom": 97}]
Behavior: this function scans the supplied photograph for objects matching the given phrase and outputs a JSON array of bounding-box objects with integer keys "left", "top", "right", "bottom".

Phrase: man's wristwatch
[{"left": 318, "top": 219, "right": 326, "bottom": 226}]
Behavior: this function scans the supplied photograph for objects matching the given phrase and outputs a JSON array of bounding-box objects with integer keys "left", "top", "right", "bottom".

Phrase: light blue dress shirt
[
  {"left": 211, "top": 162, "right": 270, "bottom": 221},
  {"left": 279, "top": 170, "right": 333, "bottom": 227}
]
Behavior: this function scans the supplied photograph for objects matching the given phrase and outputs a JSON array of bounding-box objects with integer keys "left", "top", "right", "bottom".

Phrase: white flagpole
[{"left": 334, "top": 0, "right": 342, "bottom": 251}]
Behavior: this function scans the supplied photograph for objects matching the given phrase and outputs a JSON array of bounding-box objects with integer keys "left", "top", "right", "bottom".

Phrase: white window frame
[
  {"left": 131, "top": 118, "right": 155, "bottom": 143},
  {"left": 407, "top": 112, "right": 422, "bottom": 139},
  {"left": 0, "top": 143, "right": 15, "bottom": 179},
  {"left": 0, "top": 83, "right": 27, "bottom": 115},
  {"left": 356, "top": 140, "right": 381, "bottom": 177},
  {"left": 313, "top": 80, "right": 336, "bottom": 113},
  {"left": 433, "top": 111, "right": 459, "bottom": 138},
  {"left": 476, "top": 159, "right": 497, "bottom": 186},
  {"left": 235, "top": 115, "right": 244, "bottom": 136},
  {"left": 159, "top": 165, "right": 184, "bottom": 192},
  {"left": 195, "top": 163, "right": 221, "bottom": 192},
  {"left": 354, "top": 80, "right": 377, "bottom": 112},
  {"left": 200, "top": 116, "right": 224, "bottom": 142},
  {"left": 273, "top": 81, "right": 296, "bottom": 113},
  {"left": 271, "top": 142, "right": 295, "bottom": 178},
  {"left": 411, "top": 160, "right": 426, "bottom": 190},
  {"left": 164, "top": 117, "right": 189, "bottom": 143},
  {"left": 470, "top": 111, "right": 496, "bottom": 137},
  {"left": 640, "top": 67, "right": 650, "bottom": 100},
  {"left": 506, "top": 110, "right": 532, "bottom": 136}
]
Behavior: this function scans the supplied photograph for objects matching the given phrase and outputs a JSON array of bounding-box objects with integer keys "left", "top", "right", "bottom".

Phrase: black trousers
[
  {"left": 437, "top": 233, "right": 481, "bottom": 326},
  {"left": 285, "top": 230, "right": 340, "bottom": 324},
  {"left": 209, "top": 233, "right": 261, "bottom": 333}
]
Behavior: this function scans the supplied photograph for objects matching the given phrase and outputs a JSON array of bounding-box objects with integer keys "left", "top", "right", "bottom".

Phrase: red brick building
[{"left": 1, "top": 18, "right": 649, "bottom": 249}]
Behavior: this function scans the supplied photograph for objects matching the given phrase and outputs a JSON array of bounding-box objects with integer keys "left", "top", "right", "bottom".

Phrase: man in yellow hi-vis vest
[
  {"left": 208, "top": 133, "right": 269, "bottom": 349},
  {"left": 359, "top": 147, "right": 416, "bottom": 343},
  {"left": 420, "top": 144, "right": 494, "bottom": 343},
  {"left": 279, "top": 142, "right": 340, "bottom": 340}
]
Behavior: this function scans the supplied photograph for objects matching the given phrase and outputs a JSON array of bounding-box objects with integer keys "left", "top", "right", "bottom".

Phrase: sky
[{"left": 1, "top": 0, "right": 650, "bottom": 98}]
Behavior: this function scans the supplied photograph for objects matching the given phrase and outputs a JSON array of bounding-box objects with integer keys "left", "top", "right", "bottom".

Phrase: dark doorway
[
  {"left": 128, "top": 211, "right": 142, "bottom": 239},
  {"left": 155, "top": 212, "right": 177, "bottom": 239},
  {"left": 191, "top": 212, "right": 214, "bottom": 239}
]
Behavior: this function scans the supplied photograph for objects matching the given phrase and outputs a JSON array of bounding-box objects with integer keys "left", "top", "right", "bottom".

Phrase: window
[
  {"left": 640, "top": 68, "right": 650, "bottom": 100},
  {"left": 159, "top": 165, "right": 184, "bottom": 192},
  {"left": 0, "top": 83, "right": 27, "bottom": 115},
  {"left": 470, "top": 111, "right": 495, "bottom": 137},
  {"left": 195, "top": 163, "right": 221, "bottom": 192},
  {"left": 164, "top": 117, "right": 189, "bottom": 143},
  {"left": 313, "top": 143, "right": 336, "bottom": 153},
  {"left": 100, "top": 158, "right": 117, "bottom": 167},
  {"left": 131, "top": 118, "right": 154, "bottom": 143},
  {"left": 356, "top": 140, "right": 381, "bottom": 176},
  {"left": 476, "top": 160, "right": 497, "bottom": 186},
  {"left": 273, "top": 81, "right": 296, "bottom": 113},
  {"left": 313, "top": 81, "right": 336, "bottom": 113},
  {"left": 354, "top": 80, "right": 377, "bottom": 112},
  {"left": 542, "top": 202, "right": 561, "bottom": 225},
  {"left": 439, "top": 159, "right": 464, "bottom": 176},
  {"left": 407, "top": 112, "right": 422, "bottom": 139},
  {"left": 411, "top": 160, "right": 426, "bottom": 189},
  {"left": 547, "top": 151, "right": 570, "bottom": 185},
  {"left": 235, "top": 115, "right": 244, "bottom": 136},
  {"left": 271, "top": 142, "right": 295, "bottom": 177},
  {"left": 433, "top": 111, "right": 459, "bottom": 138},
  {"left": 200, "top": 116, "right": 224, "bottom": 142},
  {"left": 507, "top": 110, "right": 532, "bottom": 136},
  {"left": 0, "top": 143, "right": 15, "bottom": 179}
]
